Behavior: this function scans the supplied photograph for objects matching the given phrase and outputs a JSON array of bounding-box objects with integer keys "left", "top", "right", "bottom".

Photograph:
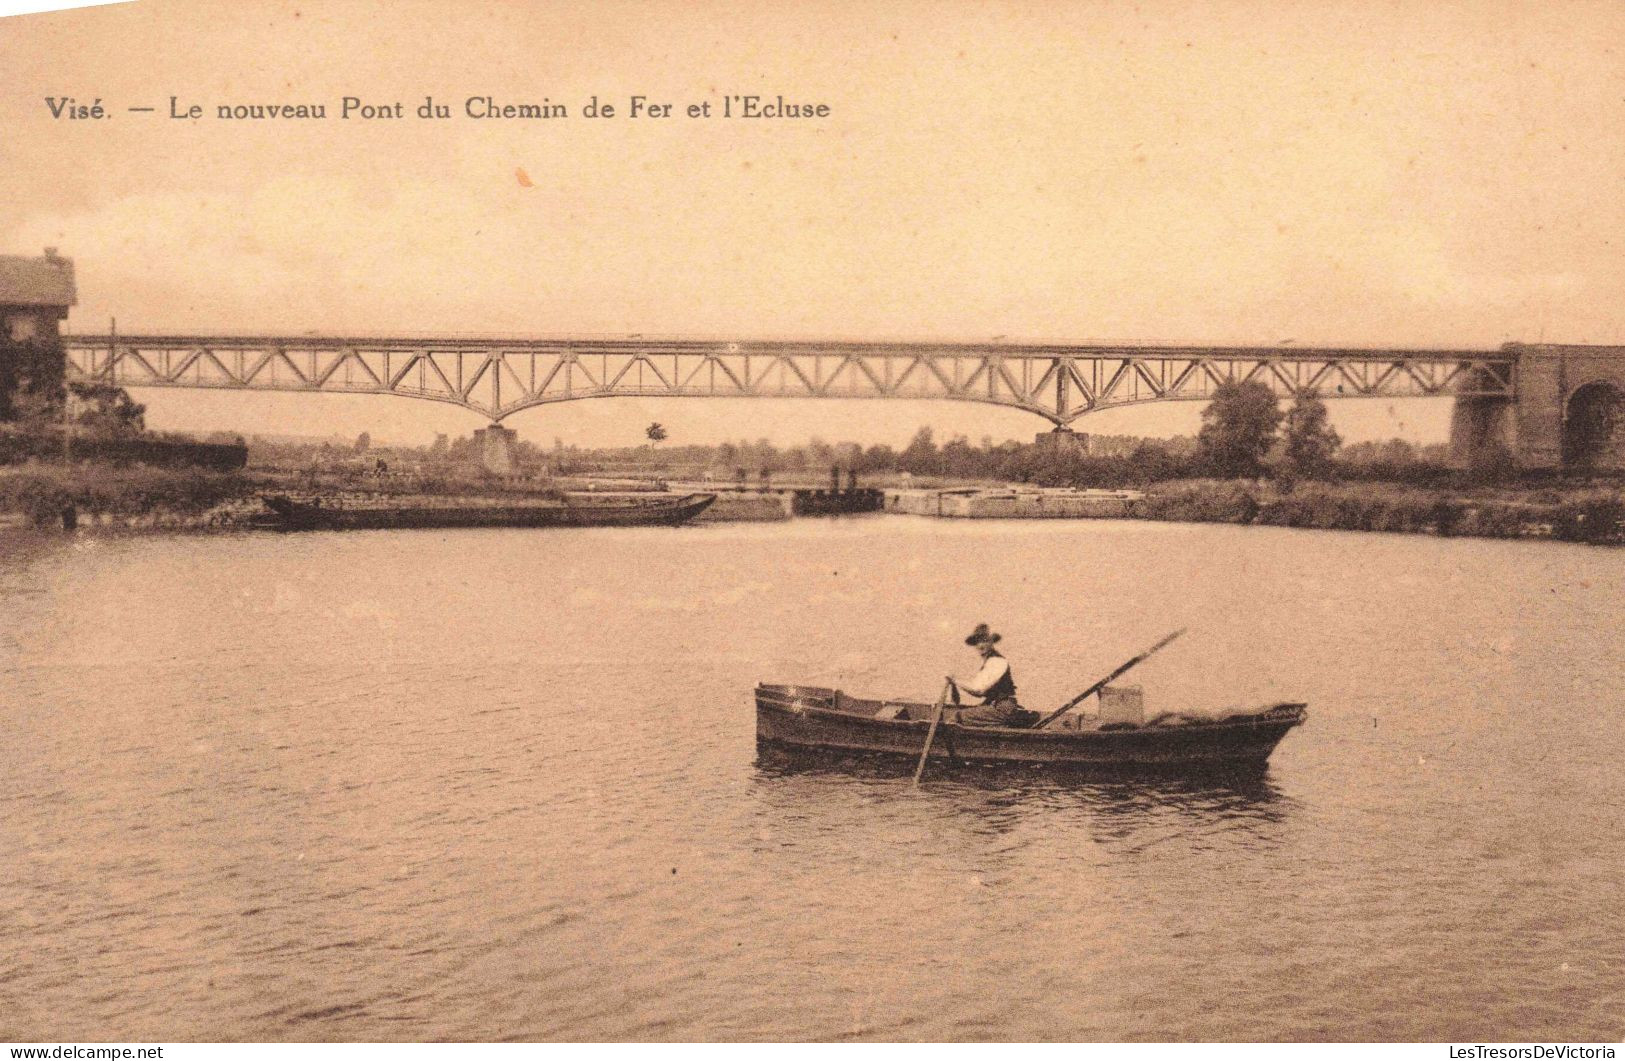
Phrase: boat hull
[
  {"left": 261, "top": 492, "right": 715, "bottom": 531},
  {"left": 755, "top": 684, "right": 1305, "bottom": 768}
]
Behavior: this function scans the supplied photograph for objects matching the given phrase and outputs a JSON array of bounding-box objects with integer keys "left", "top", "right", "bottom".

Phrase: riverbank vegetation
[
  {"left": 1134, "top": 478, "right": 1625, "bottom": 544},
  {"left": 0, "top": 464, "right": 252, "bottom": 526}
]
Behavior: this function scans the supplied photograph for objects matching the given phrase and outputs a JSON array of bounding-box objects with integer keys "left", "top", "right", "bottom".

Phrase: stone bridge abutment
[{"left": 1450, "top": 344, "right": 1625, "bottom": 470}]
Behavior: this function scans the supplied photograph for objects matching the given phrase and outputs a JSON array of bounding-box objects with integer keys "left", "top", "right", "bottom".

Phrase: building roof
[{"left": 0, "top": 251, "right": 76, "bottom": 308}]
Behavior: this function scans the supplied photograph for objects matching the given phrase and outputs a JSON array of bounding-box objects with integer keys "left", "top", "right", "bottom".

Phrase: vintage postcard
[{"left": 2, "top": 0, "right": 1622, "bottom": 1047}]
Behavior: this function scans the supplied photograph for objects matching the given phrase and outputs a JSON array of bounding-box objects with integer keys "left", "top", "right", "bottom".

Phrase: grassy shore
[
  {"left": 1134, "top": 478, "right": 1625, "bottom": 544},
  {"left": 0, "top": 464, "right": 579, "bottom": 529},
  {"left": 0, "top": 464, "right": 256, "bottom": 527}
]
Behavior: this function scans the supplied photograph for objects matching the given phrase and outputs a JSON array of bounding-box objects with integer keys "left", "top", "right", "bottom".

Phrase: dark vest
[{"left": 982, "top": 654, "right": 1017, "bottom": 702}]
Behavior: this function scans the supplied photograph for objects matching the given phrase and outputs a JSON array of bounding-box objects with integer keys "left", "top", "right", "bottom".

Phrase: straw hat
[{"left": 964, "top": 623, "right": 1002, "bottom": 647}]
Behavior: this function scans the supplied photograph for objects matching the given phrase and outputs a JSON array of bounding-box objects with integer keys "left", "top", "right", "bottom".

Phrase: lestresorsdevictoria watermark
[{"left": 1449, "top": 1048, "right": 1616, "bottom": 1059}]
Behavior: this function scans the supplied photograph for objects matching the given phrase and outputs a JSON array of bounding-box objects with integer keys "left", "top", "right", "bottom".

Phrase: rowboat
[
  {"left": 260, "top": 491, "right": 715, "bottom": 531},
  {"left": 755, "top": 684, "right": 1306, "bottom": 770}
]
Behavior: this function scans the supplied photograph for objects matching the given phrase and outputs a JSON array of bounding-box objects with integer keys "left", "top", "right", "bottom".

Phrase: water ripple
[{"left": 2, "top": 522, "right": 1622, "bottom": 1040}]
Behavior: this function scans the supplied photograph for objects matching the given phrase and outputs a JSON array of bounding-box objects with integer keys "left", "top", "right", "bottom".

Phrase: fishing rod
[{"left": 1033, "top": 628, "right": 1187, "bottom": 730}]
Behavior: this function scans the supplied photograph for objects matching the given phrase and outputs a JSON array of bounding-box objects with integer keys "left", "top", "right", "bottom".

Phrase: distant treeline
[
  {"left": 554, "top": 428, "right": 1203, "bottom": 485},
  {"left": 249, "top": 424, "right": 1480, "bottom": 488},
  {"left": 546, "top": 430, "right": 1465, "bottom": 488}
]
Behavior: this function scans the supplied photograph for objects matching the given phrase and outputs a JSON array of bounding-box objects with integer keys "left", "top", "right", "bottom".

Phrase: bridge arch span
[
  {"left": 490, "top": 387, "right": 1068, "bottom": 426},
  {"left": 1562, "top": 380, "right": 1625, "bottom": 469}
]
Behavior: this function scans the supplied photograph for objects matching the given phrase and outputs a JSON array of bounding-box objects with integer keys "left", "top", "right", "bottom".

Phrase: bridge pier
[
  {"left": 474, "top": 423, "right": 518, "bottom": 475},
  {"left": 1034, "top": 427, "right": 1088, "bottom": 453},
  {"left": 1448, "top": 392, "right": 1517, "bottom": 470}
]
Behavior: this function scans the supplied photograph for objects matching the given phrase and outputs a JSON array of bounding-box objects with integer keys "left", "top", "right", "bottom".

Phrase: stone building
[{"left": 0, "top": 249, "right": 77, "bottom": 342}]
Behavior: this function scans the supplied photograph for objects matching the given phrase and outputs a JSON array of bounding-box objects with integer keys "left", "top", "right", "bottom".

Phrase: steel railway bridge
[
  {"left": 62, "top": 333, "right": 1515, "bottom": 425},
  {"left": 59, "top": 333, "right": 1624, "bottom": 468}
]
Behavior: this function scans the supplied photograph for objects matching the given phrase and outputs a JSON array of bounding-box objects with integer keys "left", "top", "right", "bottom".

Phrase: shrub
[
  {"left": 1138, "top": 480, "right": 1260, "bottom": 524},
  {"left": 0, "top": 474, "right": 73, "bottom": 526},
  {"left": 1554, "top": 495, "right": 1625, "bottom": 544}
]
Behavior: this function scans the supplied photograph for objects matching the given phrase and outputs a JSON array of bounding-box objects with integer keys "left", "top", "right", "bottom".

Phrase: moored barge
[{"left": 260, "top": 491, "right": 715, "bottom": 531}]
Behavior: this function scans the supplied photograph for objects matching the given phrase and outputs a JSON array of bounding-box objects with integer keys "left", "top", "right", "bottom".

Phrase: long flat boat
[
  {"left": 260, "top": 491, "right": 715, "bottom": 531},
  {"left": 756, "top": 683, "right": 1306, "bottom": 769}
]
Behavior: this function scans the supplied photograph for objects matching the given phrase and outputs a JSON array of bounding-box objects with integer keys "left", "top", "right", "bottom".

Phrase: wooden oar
[
  {"left": 1033, "top": 628, "right": 1187, "bottom": 730},
  {"left": 912, "top": 680, "right": 955, "bottom": 786}
]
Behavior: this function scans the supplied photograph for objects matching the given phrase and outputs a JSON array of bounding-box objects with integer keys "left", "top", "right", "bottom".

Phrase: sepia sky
[{"left": 2, "top": 0, "right": 1622, "bottom": 446}]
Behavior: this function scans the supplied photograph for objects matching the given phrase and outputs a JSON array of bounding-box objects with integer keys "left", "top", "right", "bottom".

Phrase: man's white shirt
[{"left": 958, "top": 655, "right": 1010, "bottom": 696}]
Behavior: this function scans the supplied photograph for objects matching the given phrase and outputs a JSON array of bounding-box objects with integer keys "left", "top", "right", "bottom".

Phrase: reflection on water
[
  {"left": 753, "top": 742, "right": 1293, "bottom": 852},
  {"left": 2, "top": 519, "right": 1623, "bottom": 1041}
]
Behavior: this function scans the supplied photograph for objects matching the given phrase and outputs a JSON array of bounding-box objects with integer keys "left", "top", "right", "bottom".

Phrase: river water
[{"left": 1, "top": 518, "right": 1621, "bottom": 1041}]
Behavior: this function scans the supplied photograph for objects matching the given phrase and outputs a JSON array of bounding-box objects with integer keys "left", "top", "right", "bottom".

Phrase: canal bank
[
  {"left": 1133, "top": 478, "right": 1625, "bottom": 545},
  {"left": 882, "top": 480, "right": 1624, "bottom": 544},
  {"left": 3, "top": 463, "right": 1621, "bottom": 544},
  {"left": 885, "top": 486, "right": 1141, "bottom": 519}
]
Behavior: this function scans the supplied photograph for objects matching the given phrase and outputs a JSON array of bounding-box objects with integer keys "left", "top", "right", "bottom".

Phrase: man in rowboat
[{"left": 947, "top": 623, "right": 1027, "bottom": 727}]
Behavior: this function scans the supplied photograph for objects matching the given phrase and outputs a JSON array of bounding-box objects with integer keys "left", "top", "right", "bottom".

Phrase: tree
[
  {"left": 68, "top": 381, "right": 146, "bottom": 439},
  {"left": 939, "top": 434, "right": 979, "bottom": 478},
  {"left": 1197, "top": 380, "right": 1283, "bottom": 477},
  {"left": 750, "top": 437, "right": 781, "bottom": 473},
  {"left": 354, "top": 431, "right": 372, "bottom": 453},
  {"left": 899, "top": 426, "right": 940, "bottom": 475},
  {"left": 1129, "top": 440, "right": 1181, "bottom": 483},
  {"left": 859, "top": 443, "right": 896, "bottom": 472},
  {"left": 1281, "top": 394, "right": 1341, "bottom": 477},
  {"left": 1377, "top": 438, "right": 1418, "bottom": 464},
  {"left": 645, "top": 422, "right": 668, "bottom": 445},
  {"left": 0, "top": 335, "right": 66, "bottom": 425},
  {"left": 2, "top": 336, "right": 147, "bottom": 438}
]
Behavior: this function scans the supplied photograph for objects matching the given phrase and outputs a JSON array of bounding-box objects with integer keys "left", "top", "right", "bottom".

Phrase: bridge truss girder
[{"left": 62, "top": 335, "right": 1516, "bottom": 426}]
